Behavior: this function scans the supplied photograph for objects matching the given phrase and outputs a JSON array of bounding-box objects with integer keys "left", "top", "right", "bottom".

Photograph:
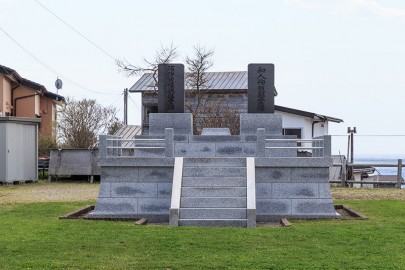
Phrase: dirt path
[{"left": 1, "top": 182, "right": 404, "bottom": 204}]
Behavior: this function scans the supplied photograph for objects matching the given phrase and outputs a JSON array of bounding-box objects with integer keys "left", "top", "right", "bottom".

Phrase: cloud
[{"left": 285, "top": 0, "right": 405, "bottom": 19}]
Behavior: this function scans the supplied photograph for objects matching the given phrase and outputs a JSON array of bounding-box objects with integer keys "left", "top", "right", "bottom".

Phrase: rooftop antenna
[{"left": 55, "top": 77, "right": 63, "bottom": 96}]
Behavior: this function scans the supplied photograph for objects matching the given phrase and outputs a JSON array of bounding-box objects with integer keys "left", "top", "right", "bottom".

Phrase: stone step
[
  {"left": 183, "top": 158, "right": 246, "bottom": 167},
  {"left": 182, "top": 167, "right": 247, "bottom": 177},
  {"left": 181, "top": 187, "right": 246, "bottom": 197},
  {"left": 178, "top": 219, "right": 247, "bottom": 227},
  {"left": 181, "top": 197, "right": 247, "bottom": 208},
  {"left": 179, "top": 208, "right": 247, "bottom": 219},
  {"left": 182, "top": 177, "right": 246, "bottom": 187}
]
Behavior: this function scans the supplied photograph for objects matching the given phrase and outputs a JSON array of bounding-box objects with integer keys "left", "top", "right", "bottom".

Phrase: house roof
[
  {"left": 129, "top": 71, "right": 343, "bottom": 123},
  {"left": 130, "top": 72, "right": 248, "bottom": 92},
  {"left": 0, "top": 64, "right": 65, "bottom": 102}
]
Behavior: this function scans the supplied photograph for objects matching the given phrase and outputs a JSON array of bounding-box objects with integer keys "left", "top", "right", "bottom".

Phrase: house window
[
  {"left": 283, "top": 128, "right": 302, "bottom": 146},
  {"left": 144, "top": 105, "right": 158, "bottom": 125}
]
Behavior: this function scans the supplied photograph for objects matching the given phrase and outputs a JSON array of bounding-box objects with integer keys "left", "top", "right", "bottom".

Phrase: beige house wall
[
  {"left": 13, "top": 86, "right": 38, "bottom": 118},
  {"left": 39, "top": 95, "right": 56, "bottom": 138},
  {"left": 0, "top": 74, "right": 13, "bottom": 116}
]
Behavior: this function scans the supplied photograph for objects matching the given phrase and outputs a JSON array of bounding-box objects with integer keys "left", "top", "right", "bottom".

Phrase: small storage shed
[{"left": 0, "top": 117, "right": 40, "bottom": 184}]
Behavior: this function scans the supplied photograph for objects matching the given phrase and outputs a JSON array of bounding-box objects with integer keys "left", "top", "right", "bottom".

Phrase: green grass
[{"left": 0, "top": 201, "right": 404, "bottom": 270}]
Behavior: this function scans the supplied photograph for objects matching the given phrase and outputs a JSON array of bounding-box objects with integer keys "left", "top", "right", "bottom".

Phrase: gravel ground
[
  {"left": 0, "top": 181, "right": 99, "bottom": 204},
  {"left": 0, "top": 182, "right": 404, "bottom": 204}
]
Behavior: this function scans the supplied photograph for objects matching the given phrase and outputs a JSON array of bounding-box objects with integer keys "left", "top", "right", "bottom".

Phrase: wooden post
[
  {"left": 396, "top": 159, "right": 403, "bottom": 189},
  {"left": 341, "top": 158, "right": 347, "bottom": 187}
]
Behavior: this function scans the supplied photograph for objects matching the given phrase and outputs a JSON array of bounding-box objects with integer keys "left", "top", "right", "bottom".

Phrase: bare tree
[
  {"left": 57, "top": 98, "right": 120, "bottom": 148},
  {"left": 184, "top": 45, "right": 215, "bottom": 134},
  {"left": 116, "top": 43, "right": 177, "bottom": 90},
  {"left": 201, "top": 98, "right": 240, "bottom": 135}
]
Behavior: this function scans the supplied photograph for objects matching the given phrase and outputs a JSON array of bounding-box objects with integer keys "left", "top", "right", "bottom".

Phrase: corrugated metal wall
[{"left": 0, "top": 118, "right": 38, "bottom": 183}]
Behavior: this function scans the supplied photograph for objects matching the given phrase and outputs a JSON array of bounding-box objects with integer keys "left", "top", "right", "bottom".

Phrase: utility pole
[
  {"left": 123, "top": 88, "right": 128, "bottom": 125},
  {"left": 347, "top": 127, "right": 357, "bottom": 181}
]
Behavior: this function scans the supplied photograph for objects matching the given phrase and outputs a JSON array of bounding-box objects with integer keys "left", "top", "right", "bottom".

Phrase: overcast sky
[{"left": 1, "top": 0, "right": 404, "bottom": 157}]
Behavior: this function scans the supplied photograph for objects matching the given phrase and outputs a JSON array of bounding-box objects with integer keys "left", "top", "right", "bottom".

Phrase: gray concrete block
[
  {"left": 149, "top": 113, "right": 193, "bottom": 135},
  {"left": 180, "top": 197, "right": 247, "bottom": 208},
  {"left": 181, "top": 187, "right": 246, "bottom": 197},
  {"left": 180, "top": 208, "right": 247, "bottom": 219},
  {"left": 111, "top": 183, "right": 157, "bottom": 198},
  {"left": 98, "top": 157, "right": 175, "bottom": 167},
  {"left": 133, "top": 148, "right": 165, "bottom": 158},
  {"left": 292, "top": 199, "right": 336, "bottom": 215},
  {"left": 169, "top": 208, "right": 179, "bottom": 226},
  {"left": 158, "top": 183, "right": 172, "bottom": 198},
  {"left": 190, "top": 135, "right": 241, "bottom": 142},
  {"left": 183, "top": 157, "right": 246, "bottom": 167},
  {"left": 139, "top": 167, "right": 173, "bottom": 182},
  {"left": 272, "top": 183, "right": 319, "bottom": 198},
  {"left": 182, "top": 177, "right": 246, "bottom": 187},
  {"left": 215, "top": 143, "right": 243, "bottom": 157},
  {"left": 178, "top": 219, "right": 247, "bottom": 227},
  {"left": 243, "top": 143, "right": 257, "bottom": 157},
  {"left": 255, "top": 157, "right": 333, "bottom": 167},
  {"left": 256, "top": 183, "right": 272, "bottom": 198},
  {"left": 98, "top": 182, "right": 111, "bottom": 197},
  {"left": 175, "top": 143, "right": 215, "bottom": 157},
  {"left": 201, "top": 128, "right": 231, "bottom": 135},
  {"left": 319, "top": 183, "right": 332, "bottom": 198},
  {"left": 93, "top": 198, "right": 137, "bottom": 215},
  {"left": 247, "top": 209, "right": 256, "bottom": 228},
  {"left": 137, "top": 198, "right": 171, "bottom": 214},
  {"left": 240, "top": 113, "right": 282, "bottom": 135},
  {"left": 256, "top": 167, "right": 290, "bottom": 183},
  {"left": 182, "top": 167, "right": 246, "bottom": 177},
  {"left": 290, "top": 168, "right": 329, "bottom": 183},
  {"left": 101, "top": 167, "right": 138, "bottom": 182},
  {"left": 256, "top": 199, "right": 291, "bottom": 215}
]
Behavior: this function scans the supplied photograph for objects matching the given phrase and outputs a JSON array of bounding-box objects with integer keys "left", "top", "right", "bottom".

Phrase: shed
[{"left": 0, "top": 116, "right": 40, "bottom": 184}]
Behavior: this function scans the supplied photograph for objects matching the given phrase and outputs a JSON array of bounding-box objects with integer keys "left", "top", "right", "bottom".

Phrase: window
[{"left": 283, "top": 128, "right": 302, "bottom": 146}]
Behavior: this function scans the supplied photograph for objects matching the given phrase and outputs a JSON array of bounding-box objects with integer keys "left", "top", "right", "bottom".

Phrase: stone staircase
[{"left": 178, "top": 158, "right": 248, "bottom": 227}]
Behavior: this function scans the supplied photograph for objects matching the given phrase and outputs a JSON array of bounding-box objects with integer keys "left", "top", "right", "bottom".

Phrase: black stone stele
[
  {"left": 158, "top": 64, "right": 185, "bottom": 113},
  {"left": 247, "top": 63, "right": 275, "bottom": 113}
]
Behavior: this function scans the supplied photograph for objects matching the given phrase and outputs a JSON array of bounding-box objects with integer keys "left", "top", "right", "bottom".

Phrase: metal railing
[
  {"left": 256, "top": 128, "right": 331, "bottom": 157},
  {"left": 99, "top": 128, "right": 174, "bottom": 157}
]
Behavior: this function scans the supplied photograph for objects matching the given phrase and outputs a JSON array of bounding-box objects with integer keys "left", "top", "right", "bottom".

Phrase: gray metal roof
[{"left": 129, "top": 71, "right": 248, "bottom": 92}]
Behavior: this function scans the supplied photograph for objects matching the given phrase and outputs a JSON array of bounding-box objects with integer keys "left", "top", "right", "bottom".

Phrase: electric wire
[
  {"left": 33, "top": 0, "right": 116, "bottom": 61},
  {"left": 0, "top": 26, "right": 120, "bottom": 96}
]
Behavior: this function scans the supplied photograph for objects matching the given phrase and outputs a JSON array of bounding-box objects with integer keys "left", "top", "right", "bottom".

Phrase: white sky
[{"left": 1, "top": 0, "right": 405, "bottom": 157}]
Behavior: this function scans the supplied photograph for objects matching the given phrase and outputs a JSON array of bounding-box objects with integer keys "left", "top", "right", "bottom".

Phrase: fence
[
  {"left": 99, "top": 128, "right": 174, "bottom": 157},
  {"left": 331, "top": 159, "right": 404, "bottom": 188}
]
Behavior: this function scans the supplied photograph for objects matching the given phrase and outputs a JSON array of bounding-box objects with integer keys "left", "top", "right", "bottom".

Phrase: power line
[
  {"left": 0, "top": 26, "right": 120, "bottom": 96},
  {"left": 33, "top": 0, "right": 116, "bottom": 61}
]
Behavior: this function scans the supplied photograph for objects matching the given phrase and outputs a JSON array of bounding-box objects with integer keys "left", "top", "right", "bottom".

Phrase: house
[
  {"left": 0, "top": 64, "right": 65, "bottom": 139},
  {"left": 129, "top": 71, "right": 343, "bottom": 139}
]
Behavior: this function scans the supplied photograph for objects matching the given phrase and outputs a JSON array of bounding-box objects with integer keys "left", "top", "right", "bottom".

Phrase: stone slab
[
  {"left": 138, "top": 167, "right": 174, "bottom": 182},
  {"left": 215, "top": 143, "right": 243, "bottom": 157},
  {"left": 137, "top": 198, "right": 171, "bottom": 214},
  {"left": 182, "top": 177, "right": 246, "bottom": 187},
  {"left": 133, "top": 148, "right": 165, "bottom": 158},
  {"left": 158, "top": 64, "right": 185, "bottom": 113},
  {"left": 290, "top": 168, "right": 329, "bottom": 183},
  {"left": 256, "top": 167, "right": 291, "bottom": 183},
  {"left": 158, "top": 183, "right": 172, "bottom": 198},
  {"left": 93, "top": 198, "right": 138, "bottom": 215},
  {"left": 179, "top": 208, "right": 247, "bottom": 219},
  {"left": 183, "top": 157, "right": 246, "bottom": 167},
  {"left": 319, "top": 183, "right": 332, "bottom": 198},
  {"left": 255, "top": 183, "right": 272, "bottom": 198},
  {"left": 181, "top": 187, "right": 246, "bottom": 197},
  {"left": 190, "top": 135, "right": 241, "bottom": 142},
  {"left": 201, "top": 128, "right": 231, "bottom": 135},
  {"left": 182, "top": 167, "right": 247, "bottom": 177},
  {"left": 247, "top": 63, "right": 275, "bottom": 113},
  {"left": 255, "top": 157, "right": 333, "bottom": 167},
  {"left": 149, "top": 113, "right": 192, "bottom": 135},
  {"left": 272, "top": 183, "right": 319, "bottom": 198},
  {"left": 292, "top": 199, "right": 336, "bottom": 215},
  {"left": 175, "top": 143, "right": 215, "bottom": 157},
  {"left": 98, "top": 182, "right": 111, "bottom": 197},
  {"left": 111, "top": 183, "right": 157, "bottom": 198},
  {"left": 98, "top": 157, "right": 175, "bottom": 167},
  {"left": 256, "top": 199, "right": 292, "bottom": 215},
  {"left": 101, "top": 167, "right": 139, "bottom": 182},
  {"left": 180, "top": 197, "right": 247, "bottom": 208},
  {"left": 178, "top": 219, "right": 247, "bottom": 227}
]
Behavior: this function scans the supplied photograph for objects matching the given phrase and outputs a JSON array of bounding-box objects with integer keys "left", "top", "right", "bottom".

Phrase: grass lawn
[{"left": 0, "top": 183, "right": 404, "bottom": 269}]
